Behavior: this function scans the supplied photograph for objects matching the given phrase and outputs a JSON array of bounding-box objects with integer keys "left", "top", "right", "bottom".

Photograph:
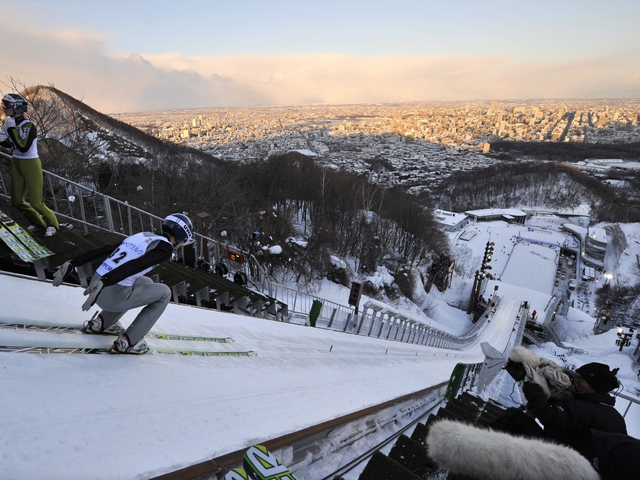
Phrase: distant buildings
[
  {"left": 583, "top": 226, "right": 607, "bottom": 269},
  {"left": 576, "top": 158, "right": 640, "bottom": 175},
  {"left": 464, "top": 208, "right": 527, "bottom": 225},
  {"left": 116, "top": 99, "right": 640, "bottom": 157},
  {"left": 433, "top": 209, "right": 468, "bottom": 231},
  {"left": 113, "top": 99, "right": 640, "bottom": 191}
]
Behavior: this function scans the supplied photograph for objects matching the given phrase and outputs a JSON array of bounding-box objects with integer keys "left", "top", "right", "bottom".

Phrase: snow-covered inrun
[{"left": 1, "top": 217, "right": 639, "bottom": 480}]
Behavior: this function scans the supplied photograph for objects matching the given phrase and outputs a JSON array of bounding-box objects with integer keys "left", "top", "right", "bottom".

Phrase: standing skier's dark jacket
[{"left": 524, "top": 382, "right": 627, "bottom": 460}]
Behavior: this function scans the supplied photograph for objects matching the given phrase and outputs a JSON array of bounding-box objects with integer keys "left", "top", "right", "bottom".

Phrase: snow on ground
[
  {"left": 425, "top": 295, "right": 472, "bottom": 336},
  {"left": 604, "top": 222, "right": 640, "bottom": 285},
  {"left": 518, "top": 225, "right": 570, "bottom": 248},
  {"left": 554, "top": 307, "right": 597, "bottom": 342},
  {"left": 484, "top": 279, "right": 558, "bottom": 324},
  {"left": 444, "top": 216, "right": 640, "bottom": 432},
  {"left": 0, "top": 274, "right": 483, "bottom": 480},
  {"left": 500, "top": 242, "right": 557, "bottom": 294},
  {"left": 1, "top": 215, "right": 640, "bottom": 479}
]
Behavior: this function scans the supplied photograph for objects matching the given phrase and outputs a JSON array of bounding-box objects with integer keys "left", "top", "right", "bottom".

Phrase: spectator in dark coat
[
  {"left": 591, "top": 430, "right": 640, "bottom": 479},
  {"left": 523, "top": 362, "right": 627, "bottom": 461}
]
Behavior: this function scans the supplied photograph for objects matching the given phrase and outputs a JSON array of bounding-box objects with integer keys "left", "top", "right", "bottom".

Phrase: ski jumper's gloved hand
[
  {"left": 3, "top": 117, "right": 16, "bottom": 130},
  {"left": 82, "top": 276, "right": 104, "bottom": 311},
  {"left": 52, "top": 261, "right": 73, "bottom": 287}
]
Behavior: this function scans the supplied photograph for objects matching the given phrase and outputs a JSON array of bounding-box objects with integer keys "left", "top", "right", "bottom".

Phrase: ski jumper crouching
[{"left": 52, "top": 214, "right": 194, "bottom": 354}]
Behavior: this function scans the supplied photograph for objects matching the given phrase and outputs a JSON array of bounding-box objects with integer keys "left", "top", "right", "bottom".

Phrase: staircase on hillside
[{"left": 353, "top": 391, "right": 508, "bottom": 480}]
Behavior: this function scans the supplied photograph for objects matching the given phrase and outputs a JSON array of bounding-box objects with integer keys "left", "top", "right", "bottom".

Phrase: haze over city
[{"left": 1, "top": 0, "right": 638, "bottom": 113}]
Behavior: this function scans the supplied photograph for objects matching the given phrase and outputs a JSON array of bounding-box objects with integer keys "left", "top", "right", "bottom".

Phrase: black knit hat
[{"left": 576, "top": 363, "right": 620, "bottom": 393}]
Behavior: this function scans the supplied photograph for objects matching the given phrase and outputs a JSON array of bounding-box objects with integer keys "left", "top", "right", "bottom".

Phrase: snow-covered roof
[
  {"left": 583, "top": 253, "right": 605, "bottom": 268},
  {"left": 434, "top": 209, "right": 467, "bottom": 227},
  {"left": 588, "top": 226, "right": 607, "bottom": 243},
  {"left": 582, "top": 266, "right": 596, "bottom": 279},
  {"left": 563, "top": 223, "right": 587, "bottom": 239},
  {"left": 459, "top": 230, "right": 478, "bottom": 241},
  {"left": 291, "top": 148, "right": 318, "bottom": 157},
  {"left": 519, "top": 227, "right": 577, "bottom": 249},
  {"left": 465, "top": 208, "right": 526, "bottom": 218},
  {"left": 577, "top": 158, "right": 640, "bottom": 172}
]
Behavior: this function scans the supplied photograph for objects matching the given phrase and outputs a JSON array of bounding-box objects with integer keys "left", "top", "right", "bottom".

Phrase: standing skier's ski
[
  {"left": 243, "top": 445, "right": 298, "bottom": 480},
  {"left": 0, "top": 321, "right": 235, "bottom": 343},
  {"left": 0, "top": 345, "right": 257, "bottom": 356},
  {"left": 0, "top": 211, "right": 54, "bottom": 259},
  {"left": 0, "top": 222, "right": 38, "bottom": 262}
]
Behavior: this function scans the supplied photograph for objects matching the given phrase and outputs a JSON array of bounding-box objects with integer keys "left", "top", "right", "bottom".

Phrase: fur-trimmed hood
[
  {"left": 508, "top": 346, "right": 574, "bottom": 400},
  {"left": 426, "top": 419, "right": 600, "bottom": 480},
  {"left": 509, "top": 345, "right": 541, "bottom": 368}
]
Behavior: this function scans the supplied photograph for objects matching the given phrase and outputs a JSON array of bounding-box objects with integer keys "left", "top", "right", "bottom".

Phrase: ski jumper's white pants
[{"left": 96, "top": 276, "right": 171, "bottom": 345}]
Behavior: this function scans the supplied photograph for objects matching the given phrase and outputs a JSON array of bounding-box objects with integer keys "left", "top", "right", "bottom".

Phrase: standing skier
[
  {"left": 52, "top": 214, "right": 194, "bottom": 354},
  {"left": 0, "top": 93, "right": 59, "bottom": 236}
]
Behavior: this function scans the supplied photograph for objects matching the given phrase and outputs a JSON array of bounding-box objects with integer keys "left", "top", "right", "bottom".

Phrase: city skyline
[{"left": 1, "top": 0, "right": 639, "bottom": 113}]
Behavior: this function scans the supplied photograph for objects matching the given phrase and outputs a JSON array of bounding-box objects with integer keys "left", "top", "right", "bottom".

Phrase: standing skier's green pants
[{"left": 10, "top": 157, "right": 59, "bottom": 228}]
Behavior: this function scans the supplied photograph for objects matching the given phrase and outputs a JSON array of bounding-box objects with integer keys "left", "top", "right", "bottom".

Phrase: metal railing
[
  {"left": 0, "top": 151, "right": 227, "bottom": 267},
  {"left": 0, "top": 150, "right": 504, "bottom": 352},
  {"left": 267, "top": 281, "right": 494, "bottom": 350},
  {"left": 617, "top": 390, "right": 640, "bottom": 427}
]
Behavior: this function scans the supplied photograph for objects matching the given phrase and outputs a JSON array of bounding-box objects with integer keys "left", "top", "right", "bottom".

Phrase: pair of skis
[
  {"left": 0, "top": 321, "right": 257, "bottom": 357},
  {"left": 0, "top": 211, "right": 53, "bottom": 263},
  {"left": 224, "top": 445, "right": 298, "bottom": 480}
]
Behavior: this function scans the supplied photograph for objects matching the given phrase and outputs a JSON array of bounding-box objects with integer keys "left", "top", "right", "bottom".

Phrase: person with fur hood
[
  {"left": 495, "top": 346, "right": 627, "bottom": 462},
  {"left": 426, "top": 419, "right": 601, "bottom": 480}
]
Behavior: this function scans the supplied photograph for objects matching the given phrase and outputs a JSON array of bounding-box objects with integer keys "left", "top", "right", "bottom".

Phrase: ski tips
[
  {"left": 222, "top": 468, "right": 249, "bottom": 480},
  {"left": 243, "top": 444, "right": 298, "bottom": 480}
]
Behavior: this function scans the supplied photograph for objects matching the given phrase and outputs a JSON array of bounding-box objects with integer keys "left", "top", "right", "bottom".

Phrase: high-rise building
[{"left": 583, "top": 227, "right": 607, "bottom": 269}]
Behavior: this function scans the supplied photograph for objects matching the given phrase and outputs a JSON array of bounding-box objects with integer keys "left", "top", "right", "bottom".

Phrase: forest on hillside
[
  {"left": 81, "top": 152, "right": 449, "bottom": 291},
  {"left": 489, "top": 140, "right": 640, "bottom": 162},
  {"left": 431, "top": 161, "right": 640, "bottom": 223}
]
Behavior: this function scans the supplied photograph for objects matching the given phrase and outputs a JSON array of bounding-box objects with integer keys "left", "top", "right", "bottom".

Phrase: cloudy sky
[{"left": 1, "top": 0, "right": 638, "bottom": 113}]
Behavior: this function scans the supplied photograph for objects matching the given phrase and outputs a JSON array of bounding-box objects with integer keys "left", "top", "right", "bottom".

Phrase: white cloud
[{"left": 1, "top": 24, "right": 638, "bottom": 113}]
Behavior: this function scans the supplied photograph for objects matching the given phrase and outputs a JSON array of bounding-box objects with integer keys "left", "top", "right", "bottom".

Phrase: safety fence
[
  {"left": 0, "top": 151, "right": 505, "bottom": 352},
  {"left": 267, "top": 281, "right": 496, "bottom": 351},
  {"left": 617, "top": 391, "right": 640, "bottom": 426},
  {"left": 0, "top": 152, "right": 229, "bottom": 270}
]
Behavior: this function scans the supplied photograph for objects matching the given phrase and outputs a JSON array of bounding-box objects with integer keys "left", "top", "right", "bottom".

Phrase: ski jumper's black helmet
[
  {"left": 2, "top": 93, "right": 28, "bottom": 114},
  {"left": 163, "top": 213, "right": 194, "bottom": 245}
]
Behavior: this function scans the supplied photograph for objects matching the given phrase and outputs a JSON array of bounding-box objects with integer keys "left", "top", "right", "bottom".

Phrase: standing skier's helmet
[
  {"left": 1, "top": 93, "right": 28, "bottom": 114},
  {"left": 162, "top": 213, "right": 194, "bottom": 245}
]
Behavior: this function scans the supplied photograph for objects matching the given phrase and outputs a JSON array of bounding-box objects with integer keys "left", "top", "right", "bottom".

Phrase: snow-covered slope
[
  {"left": 0, "top": 273, "right": 481, "bottom": 480},
  {"left": 2, "top": 216, "right": 640, "bottom": 480}
]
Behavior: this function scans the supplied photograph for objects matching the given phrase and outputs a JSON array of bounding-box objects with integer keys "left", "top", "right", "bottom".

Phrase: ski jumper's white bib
[
  {"left": 96, "top": 232, "right": 171, "bottom": 286},
  {"left": 8, "top": 119, "right": 38, "bottom": 159}
]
